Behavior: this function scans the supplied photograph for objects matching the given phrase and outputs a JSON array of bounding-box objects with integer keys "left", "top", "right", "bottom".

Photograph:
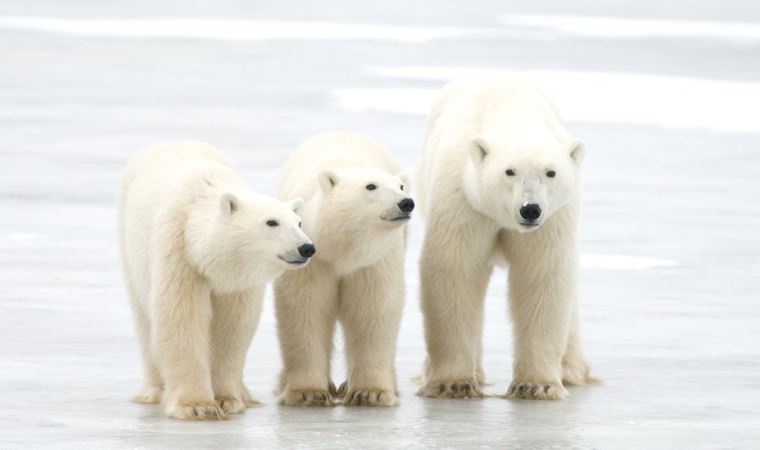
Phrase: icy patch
[
  {"left": 333, "top": 67, "right": 760, "bottom": 133},
  {"left": 333, "top": 87, "right": 433, "bottom": 115},
  {"left": 500, "top": 14, "right": 760, "bottom": 43},
  {"left": 0, "top": 16, "right": 495, "bottom": 43},
  {"left": 581, "top": 254, "right": 678, "bottom": 270}
]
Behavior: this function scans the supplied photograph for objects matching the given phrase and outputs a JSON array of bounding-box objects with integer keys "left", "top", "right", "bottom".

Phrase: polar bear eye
[
  {"left": 400, "top": 185, "right": 405, "bottom": 191},
  {"left": 505, "top": 169, "right": 516, "bottom": 176},
  {"left": 546, "top": 170, "right": 556, "bottom": 178},
  {"left": 366, "top": 184, "right": 377, "bottom": 191},
  {"left": 298, "top": 222, "right": 302, "bottom": 228},
  {"left": 266, "top": 220, "right": 279, "bottom": 227}
]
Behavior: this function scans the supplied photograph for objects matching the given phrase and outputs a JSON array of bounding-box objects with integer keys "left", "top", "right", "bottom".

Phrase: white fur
[
  {"left": 118, "top": 140, "right": 313, "bottom": 419},
  {"left": 275, "top": 131, "right": 411, "bottom": 407},
  {"left": 417, "top": 78, "right": 595, "bottom": 400}
]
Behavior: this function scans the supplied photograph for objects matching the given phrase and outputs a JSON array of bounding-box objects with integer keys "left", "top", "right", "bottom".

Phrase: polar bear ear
[
  {"left": 396, "top": 172, "right": 411, "bottom": 192},
  {"left": 287, "top": 197, "right": 304, "bottom": 213},
  {"left": 318, "top": 170, "right": 338, "bottom": 192},
  {"left": 220, "top": 192, "right": 239, "bottom": 217},
  {"left": 568, "top": 139, "right": 586, "bottom": 166},
  {"left": 469, "top": 136, "right": 489, "bottom": 164}
]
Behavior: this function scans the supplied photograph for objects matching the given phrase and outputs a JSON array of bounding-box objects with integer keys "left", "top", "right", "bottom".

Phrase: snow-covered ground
[{"left": 1, "top": 1, "right": 759, "bottom": 448}]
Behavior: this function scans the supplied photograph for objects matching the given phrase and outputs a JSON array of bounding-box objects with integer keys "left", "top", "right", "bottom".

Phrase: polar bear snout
[
  {"left": 517, "top": 202, "right": 544, "bottom": 231},
  {"left": 398, "top": 198, "right": 415, "bottom": 213},
  {"left": 278, "top": 242, "right": 315, "bottom": 266},
  {"left": 519, "top": 203, "right": 542, "bottom": 222},
  {"left": 381, "top": 196, "right": 415, "bottom": 223},
  {"left": 298, "top": 243, "right": 316, "bottom": 258}
]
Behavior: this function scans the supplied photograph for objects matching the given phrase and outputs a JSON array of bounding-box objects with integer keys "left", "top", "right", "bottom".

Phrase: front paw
[
  {"left": 164, "top": 398, "right": 228, "bottom": 420},
  {"left": 342, "top": 385, "right": 397, "bottom": 407},
  {"left": 506, "top": 380, "right": 567, "bottom": 400},
  {"left": 279, "top": 387, "right": 335, "bottom": 407},
  {"left": 417, "top": 378, "right": 484, "bottom": 399}
]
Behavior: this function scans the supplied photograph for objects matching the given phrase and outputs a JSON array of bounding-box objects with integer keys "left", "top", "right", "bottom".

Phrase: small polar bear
[
  {"left": 118, "top": 141, "right": 314, "bottom": 420},
  {"left": 417, "top": 78, "right": 596, "bottom": 400},
  {"left": 275, "top": 131, "right": 413, "bottom": 407}
]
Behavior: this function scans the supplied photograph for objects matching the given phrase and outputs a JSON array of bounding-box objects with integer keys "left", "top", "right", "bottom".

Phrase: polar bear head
[
  {"left": 463, "top": 133, "right": 585, "bottom": 232},
  {"left": 306, "top": 166, "right": 412, "bottom": 272},
  {"left": 317, "top": 167, "right": 413, "bottom": 229},
  {"left": 187, "top": 192, "right": 314, "bottom": 292}
]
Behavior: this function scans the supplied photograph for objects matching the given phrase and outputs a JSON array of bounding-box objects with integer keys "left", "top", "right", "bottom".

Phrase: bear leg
[
  {"left": 151, "top": 265, "right": 224, "bottom": 419},
  {"left": 275, "top": 265, "right": 338, "bottom": 406},
  {"left": 129, "top": 305, "right": 163, "bottom": 404},
  {"left": 210, "top": 288, "right": 264, "bottom": 414},
  {"left": 338, "top": 247, "right": 404, "bottom": 406},
  {"left": 418, "top": 223, "right": 495, "bottom": 399},
  {"left": 561, "top": 303, "right": 598, "bottom": 386},
  {"left": 506, "top": 240, "right": 574, "bottom": 400}
]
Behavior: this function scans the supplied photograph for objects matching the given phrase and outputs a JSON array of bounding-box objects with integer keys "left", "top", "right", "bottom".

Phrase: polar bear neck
[{"left": 320, "top": 225, "right": 400, "bottom": 275}]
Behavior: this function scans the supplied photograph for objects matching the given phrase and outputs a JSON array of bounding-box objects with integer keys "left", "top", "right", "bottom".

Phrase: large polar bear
[
  {"left": 275, "top": 131, "right": 414, "bottom": 407},
  {"left": 417, "top": 78, "right": 595, "bottom": 400},
  {"left": 119, "top": 141, "right": 314, "bottom": 420}
]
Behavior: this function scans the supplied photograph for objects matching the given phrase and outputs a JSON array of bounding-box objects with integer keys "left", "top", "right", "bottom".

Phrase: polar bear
[
  {"left": 275, "top": 131, "right": 413, "bottom": 407},
  {"left": 417, "top": 78, "right": 595, "bottom": 400},
  {"left": 118, "top": 141, "right": 314, "bottom": 420}
]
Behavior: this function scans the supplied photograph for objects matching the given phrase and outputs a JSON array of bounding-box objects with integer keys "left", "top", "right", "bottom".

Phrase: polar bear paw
[
  {"left": 215, "top": 396, "right": 247, "bottom": 415},
  {"left": 562, "top": 360, "right": 599, "bottom": 386},
  {"left": 342, "top": 386, "right": 398, "bottom": 407},
  {"left": 506, "top": 381, "right": 567, "bottom": 400},
  {"left": 280, "top": 388, "right": 335, "bottom": 407},
  {"left": 418, "top": 379, "right": 484, "bottom": 399},
  {"left": 239, "top": 385, "right": 263, "bottom": 408},
  {"left": 164, "top": 399, "right": 228, "bottom": 420},
  {"left": 132, "top": 385, "right": 162, "bottom": 404}
]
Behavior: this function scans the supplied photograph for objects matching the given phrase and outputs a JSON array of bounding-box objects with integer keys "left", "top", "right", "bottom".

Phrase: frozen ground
[{"left": 1, "top": 0, "right": 759, "bottom": 448}]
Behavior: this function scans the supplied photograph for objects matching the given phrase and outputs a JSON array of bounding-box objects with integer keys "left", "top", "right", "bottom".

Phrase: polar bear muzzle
[
  {"left": 519, "top": 203, "right": 542, "bottom": 223},
  {"left": 278, "top": 243, "right": 316, "bottom": 265},
  {"left": 382, "top": 197, "right": 415, "bottom": 222}
]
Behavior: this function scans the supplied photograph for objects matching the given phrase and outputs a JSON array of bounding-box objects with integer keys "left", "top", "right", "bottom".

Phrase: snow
[
  {"left": 500, "top": 13, "right": 760, "bottom": 43},
  {"left": 0, "top": 16, "right": 482, "bottom": 43},
  {"left": 1, "top": 0, "right": 759, "bottom": 448},
  {"left": 334, "top": 68, "right": 760, "bottom": 133}
]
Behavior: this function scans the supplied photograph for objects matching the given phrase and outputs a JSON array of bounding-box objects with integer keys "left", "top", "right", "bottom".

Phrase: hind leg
[
  {"left": 562, "top": 301, "right": 597, "bottom": 386},
  {"left": 127, "top": 286, "right": 163, "bottom": 404}
]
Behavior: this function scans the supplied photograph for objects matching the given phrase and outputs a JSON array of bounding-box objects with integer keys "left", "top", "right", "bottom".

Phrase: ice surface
[{"left": 1, "top": 0, "right": 759, "bottom": 448}]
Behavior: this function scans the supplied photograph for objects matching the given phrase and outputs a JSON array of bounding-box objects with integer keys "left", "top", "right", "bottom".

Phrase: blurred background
[{"left": 1, "top": 1, "right": 758, "bottom": 448}]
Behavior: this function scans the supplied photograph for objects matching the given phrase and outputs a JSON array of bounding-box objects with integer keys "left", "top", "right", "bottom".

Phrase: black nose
[
  {"left": 519, "top": 203, "right": 542, "bottom": 221},
  {"left": 298, "top": 243, "right": 316, "bottom": 258},
  {"left": 398, "top": 198, "right": 415, "bottom": 213}
]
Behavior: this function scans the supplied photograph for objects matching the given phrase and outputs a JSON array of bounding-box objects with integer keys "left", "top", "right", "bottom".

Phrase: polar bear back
[
  {"left": 118, "top": 141, "right": 244, "bottom": 304},
  {"left": 278, "top": 131, "right": 401, "bottom": 201}
]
